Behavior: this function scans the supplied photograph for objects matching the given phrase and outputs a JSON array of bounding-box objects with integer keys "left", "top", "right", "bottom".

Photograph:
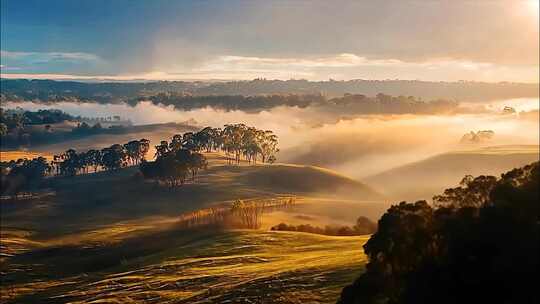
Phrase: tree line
[
  {"left": 0, "top": 108, "right": 76, "bottom": 136},
  {"left": 271, "top": 215, "right": 377, "bottom": 236},
  {"left": 2, "top": 123, "right": 279, "bottom": 196},
  {"left": 51, "top": 139, "right": 150, "bottom": 176},
  {"left": 176, "top": 197, "right": 296, "bottom": 229},
  {"left": 2, "top": 78, "right": 537, "bottom": 104},
  {"left": 338, "top": 161, "right": 539, "bottom": 304},
  {"left": 0, "top": 138, "right": 150, "bottom": 198},
  {"left": 0, "top": 107, "right": 132, "bottom": 148},
  {"left": 139, "top": 124, "right": 279, "bottom": 187},
  {"left": 151, "top": 124, "right": 279, "bottom": 165},
  {"left": 0, "top": 157, "right": 50, "bottom": 199},
  {"left": 128, "top": 92, "right": 461, "bottom": 115}
]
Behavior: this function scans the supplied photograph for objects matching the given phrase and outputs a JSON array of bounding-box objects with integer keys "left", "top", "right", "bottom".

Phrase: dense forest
[
  {"left": 2, "top": 79, "right": 537, "bottom": 104},
  {"left": 128, "top": 92, "right": 461, "bottom": 114},
  {"left": 338, "top": 162, "right": 539, "bottom": 304}
]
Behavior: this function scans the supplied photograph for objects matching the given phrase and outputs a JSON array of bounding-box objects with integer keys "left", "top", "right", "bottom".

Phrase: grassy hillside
[
  {"left": 365, "top": 145, "right": 539, "bottom": 201},
  {"left": 1, "top": 153, "right": 381, "bottom": 239},
  {"left": 1, "top": 153, "right": 379, "bottom": 303},
  {"left": 1, "top": 228, "right": 368, "bottom": 304}
]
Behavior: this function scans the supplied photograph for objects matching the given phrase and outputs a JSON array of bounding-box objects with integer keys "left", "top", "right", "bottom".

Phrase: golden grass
[
  {"left": 1, "top": 230, "right": 368, "bottom": 303},
  {"left": 0, "top": 153, "right": 376, "bottom": 303}
]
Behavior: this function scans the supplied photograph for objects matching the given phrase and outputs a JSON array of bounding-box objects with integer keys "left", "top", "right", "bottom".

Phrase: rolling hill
[
  {"left": 364, "top": 145, "right": 539, "bottom": 201},
  {"left": 2, "top": 154, "right": 382, "bottom": 238},
  {"left": 1, "top": 230, "right": 368, "bottom": 303},
  {"left": 1, "top": 154, "right": 379, "bottom": 303}
]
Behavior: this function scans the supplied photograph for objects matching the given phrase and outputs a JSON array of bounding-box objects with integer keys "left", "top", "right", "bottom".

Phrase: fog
[{"left": 4, "top": 98, "right": 539, "bottom": 179}]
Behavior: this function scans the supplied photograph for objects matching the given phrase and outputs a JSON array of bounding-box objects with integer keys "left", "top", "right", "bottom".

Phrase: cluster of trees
[
  {"left": 69, "top": 121, "right": 126, "bottom": 136},
  {"left": 139, "top": 148, "right": 207, "bottom": 188},
  {"left": 339, "top": 162, "right": 539, "bottom": 304},
  {"left": 52, "top": 139, "right": 150, "bottom": 176},
  {"left": 0, "top": 108, "right": 129, "bottom": 148},
  {"left": 177, "top": 197, "right": 296, "bottom": 229},
  {"left": 1, "top": 139, "right": 151, "bottom": 197},
  {"left": 271, "top": 216, "right": 377, "bottom": 236},
  {"left": 129, "top": 93, "right": 321, "bottom": 112},
  {"left": 0, "top": 108, "right": 76, "bottom": 136},
  {"left": 0, "top": 157, "right": 50, "bottom": 198},
  {"left": 152, "top": 124, "right": 278, "bottom": 165},
  {"left": 3, "top": 79, "right": 537, "bottom": 103},
  {"left": 140, "top": 122, "right": 278, "bottom": 188},
  {"left": 326, "top": 93, "right": 460, "bottom": 115},
  {"left": 128, "top": 92, "right": 461, "bottom": 115},
  {"left": 460, "top": 130, "right": 495, "bottom": 144}
]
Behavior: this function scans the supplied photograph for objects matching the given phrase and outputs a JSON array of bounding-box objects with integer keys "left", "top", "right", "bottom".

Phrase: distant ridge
[
  {"left": 1, "top": 78, "right": 537, "bottom": 102},
  {"left": 364, "top": 145, "right": 539, "bottom": 201}
]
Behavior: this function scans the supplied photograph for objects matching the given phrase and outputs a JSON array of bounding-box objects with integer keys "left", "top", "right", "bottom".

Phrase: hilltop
[
  {"left": 1, "top": 152, "right": 382, "bottom": 238},
  {"left": 2, "top": 78, "right": 538, "bottom": 103},
  {"left": 365, "top": 145, "right": 539, "bottom": 201}
]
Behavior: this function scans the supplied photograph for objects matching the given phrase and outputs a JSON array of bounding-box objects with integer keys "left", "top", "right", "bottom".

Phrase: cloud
[
  {"left": 0, "top": 64, "right": 21, "bottom": 71},
  {"left": 0, "top": 50, "right": 102, "bottom": 64},
  {"left": 1, "top": 53, "right": 537, "bottom": 82},
  {"left": 205, "top": 54, "right": 496, "bottom": 71}
]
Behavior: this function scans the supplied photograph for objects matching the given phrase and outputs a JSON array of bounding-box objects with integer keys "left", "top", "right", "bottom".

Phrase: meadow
[{"left": 1, "top": 151, "right": 379, "bottom": 303}]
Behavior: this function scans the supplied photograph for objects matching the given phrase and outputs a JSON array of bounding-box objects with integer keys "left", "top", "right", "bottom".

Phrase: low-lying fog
[{"left": 4, "top": 98, "right": 539, "bottom": 179}]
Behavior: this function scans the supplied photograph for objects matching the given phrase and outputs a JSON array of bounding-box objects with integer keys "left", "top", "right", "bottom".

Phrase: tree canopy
[{"left": 338, "top": 162, "right": 539, "bottom": 304}]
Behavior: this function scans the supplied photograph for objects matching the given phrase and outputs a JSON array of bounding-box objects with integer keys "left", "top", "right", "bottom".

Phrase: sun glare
[{"left": 527, "top": 0, "right": 539, "bottom": 15}]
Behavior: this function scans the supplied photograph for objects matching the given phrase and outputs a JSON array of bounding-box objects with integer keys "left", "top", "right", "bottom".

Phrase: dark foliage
[
  {"left": 0, "top": 107, "right": 132, "bottom": 148},
  {"left": 338, "top": 162, "right": 539, "bottom": 304},
  {"left": 0, "top": 157, "right": 51, "bottom": 198},
  {"left": 2, "top": 79, "right": 537, "bottom": 103},
  {"left": 271, "top": 216, "right": 377, "bottom": 236},
  {"left": 139, "top": 124, "right": 279, "bottom": 187},
  {"left": 50, "top": 138, "right": 150, "bottom": 176}
]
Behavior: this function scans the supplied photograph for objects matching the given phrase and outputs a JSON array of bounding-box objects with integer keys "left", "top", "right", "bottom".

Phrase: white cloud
[
  {"left": 1, "top": 53, "right": 537, "bottom": 83},
  {"left": 1, "top": 50, "right": 101, "bottom": 63},
  {"left": 204, "top": 54, "right": 497, "bottom": 70}
]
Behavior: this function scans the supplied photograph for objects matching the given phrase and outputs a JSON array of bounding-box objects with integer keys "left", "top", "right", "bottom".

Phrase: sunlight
[
  {"left": 524, "top": 0, "right": 539, "bottom": 18},
  {"left": 528, "top": 0, "right": 539, "bottom": 12}
]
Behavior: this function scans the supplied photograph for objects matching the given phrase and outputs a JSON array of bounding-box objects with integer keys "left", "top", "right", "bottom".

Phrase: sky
[{"left": 1, "top": 0, "right": 539, "bottom": 82}]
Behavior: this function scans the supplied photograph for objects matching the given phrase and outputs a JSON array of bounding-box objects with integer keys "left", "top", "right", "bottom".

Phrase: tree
[
  {"left": 86, "top": 149, "right": 102, "bottom": 172},
  {"left": 101, "top": 144, "right": 126, "bottom": 171},
  {"left": 0, "top": 156, "right": 51, "bottom": 199},
  {"left": 353, "top": 216, "right": 377, "bottom": 235},
  {"left": 187, "top": 151, "right": 208, "bottom": 180},
  {"left": 155, "top": 140, "right": 170, "bottom": 158},
  {"left": 338, "top": 162, "right": 539, "bottom": 304},
  {"left": 139, "top": 147, "right": 207, "bottom": 187},
  {"left": 124, "top": 140, "right": 142, "bottom": 165}
]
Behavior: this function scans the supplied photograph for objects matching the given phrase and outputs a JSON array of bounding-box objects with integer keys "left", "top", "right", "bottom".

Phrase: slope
[{"left": 364, "top": 145, "right": 539, "bottom": 201}]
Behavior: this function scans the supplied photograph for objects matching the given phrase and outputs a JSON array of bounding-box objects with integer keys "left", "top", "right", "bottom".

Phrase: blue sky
[{"left": 1, "top": 0, "right": 538, "bottom": 82}]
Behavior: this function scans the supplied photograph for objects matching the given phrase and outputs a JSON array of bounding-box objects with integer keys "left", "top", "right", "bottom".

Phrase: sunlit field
[
  {"left": 1, "top": 152, "right": 377, "bottom": 303},
  {"left": 1, "top": 230, "right": 367, "bottom": 303}
]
